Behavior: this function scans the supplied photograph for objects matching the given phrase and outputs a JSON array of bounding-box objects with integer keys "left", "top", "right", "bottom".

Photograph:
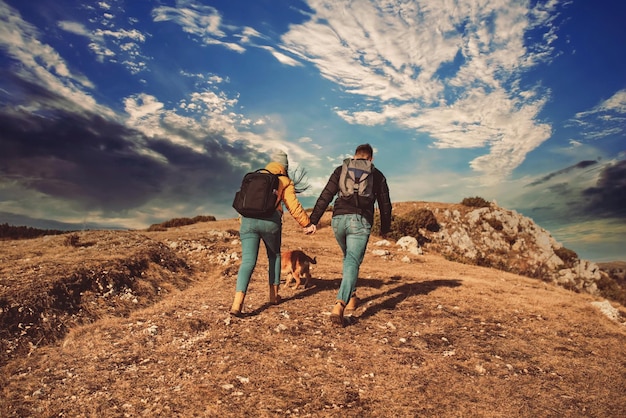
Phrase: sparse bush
[
  {"left": 191, "top": 215, "right": 217, "bottom": 223},
  {"left": 147, "top": 225, "right": 168, "bottom": 232},
  {"left": 372, "top": 208, "right": 439, "bottom": 241},
  {"left": 596, "top": 274, "right": 626, "bottom": 307},
  {"left": 65, "top": 233, "right": 80, "bottom": 247},
  {"left": 461, "top": 196, "right": 491, "bottom": 208},
  {"left": 147, "top": 215, "right": 216, "bottom": 231},
  {"left": 554, "top": 247, "right": 578, "bottom": 268}
]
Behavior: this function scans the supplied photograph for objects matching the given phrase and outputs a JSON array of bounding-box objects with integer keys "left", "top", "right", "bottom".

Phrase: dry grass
[{"left": 1, "top": 211, "right": 625, "bottom": 417}]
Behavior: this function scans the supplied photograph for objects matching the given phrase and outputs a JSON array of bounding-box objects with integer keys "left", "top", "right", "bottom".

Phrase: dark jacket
[{"left": 309, "top": 160, "right": 392, "bottom": 235}]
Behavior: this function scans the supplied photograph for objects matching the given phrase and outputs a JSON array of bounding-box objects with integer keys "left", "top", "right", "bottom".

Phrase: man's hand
[{"left": 304, "top": 224, "right": 317, "bottom": 235}]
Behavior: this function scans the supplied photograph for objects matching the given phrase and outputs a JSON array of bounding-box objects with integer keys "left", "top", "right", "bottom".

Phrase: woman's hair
[{"left": 289, "top": 166, "right": 310, "bottom": 194}]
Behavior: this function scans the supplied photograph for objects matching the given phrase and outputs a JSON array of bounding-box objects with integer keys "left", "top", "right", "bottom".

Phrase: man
[{"left": 308, "top": 144, "right": 392, "bottom": 326}]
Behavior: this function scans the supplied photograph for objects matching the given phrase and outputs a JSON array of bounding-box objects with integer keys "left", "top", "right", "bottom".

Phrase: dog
[{"left": 281, "top": 250, "right": 317, "bottom": 289}]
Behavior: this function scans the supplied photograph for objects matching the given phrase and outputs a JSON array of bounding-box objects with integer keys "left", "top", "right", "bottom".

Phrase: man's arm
[
  {"left": 376, "top": 170, "right": 392, "bottom": 235},
  {"left": 309, "top": 166, "right": 341, "bottom": 225}
]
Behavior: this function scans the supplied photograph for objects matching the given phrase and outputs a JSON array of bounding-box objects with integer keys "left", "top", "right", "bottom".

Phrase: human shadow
[
  {"left": 246, "top": 278, "right": 344, "bottom": 314},
  {"left": 246, "top": 277, "right": 461, "bottom": 319},
  {"left": 244, "top": 277, "right": 348, "bottom": 316},
  {"left": 347, "top": 278, "right": 463, "bottom": 326}
]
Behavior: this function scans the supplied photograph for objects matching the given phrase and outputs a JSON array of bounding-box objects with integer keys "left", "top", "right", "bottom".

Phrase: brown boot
[
  {"left": 230, "top": 291, "right": 246, "bottom": 317},
  {"left": 330, "top": 300, "right": 346, "bottom": 327},
  {"left": 269, "top": 284, "right": 281, "bottom": 305},
  {"left": 346, "top": 294, "right": 359, "bottom": 311}
]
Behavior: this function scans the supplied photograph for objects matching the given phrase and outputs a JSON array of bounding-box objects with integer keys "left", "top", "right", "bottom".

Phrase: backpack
[
  {"left": 232, "top": 169, "right": 281, "bottom": 218},
  {"left": 338, "top": 158, "right": 375, "bottom": 207}
]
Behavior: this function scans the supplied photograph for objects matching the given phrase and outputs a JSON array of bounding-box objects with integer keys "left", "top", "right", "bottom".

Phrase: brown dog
[{"left": 281, "top": 250, "right": 317, "bottom": 289}]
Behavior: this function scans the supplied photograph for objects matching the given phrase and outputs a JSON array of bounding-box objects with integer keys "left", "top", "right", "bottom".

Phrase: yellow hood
[{"left": 265, "top": 161, "right": 287, "bottom": 176}]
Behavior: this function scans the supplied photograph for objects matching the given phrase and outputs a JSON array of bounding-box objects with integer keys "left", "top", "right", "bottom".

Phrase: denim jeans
[
  {"left": 236, "top": 211, "right": 282, "bottom": 292},
  {"left": 331, "top": 213, "right": 372, "bottom": 303}
]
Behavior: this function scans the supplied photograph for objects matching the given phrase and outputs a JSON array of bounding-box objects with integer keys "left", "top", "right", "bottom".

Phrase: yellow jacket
[{"left": 265, "top": 162, "right": 311, "bottom": 228}]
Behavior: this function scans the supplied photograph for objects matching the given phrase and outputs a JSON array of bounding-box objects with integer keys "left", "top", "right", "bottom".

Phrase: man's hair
[{"left": 355, "top": 143, "right": 373, "bottom": 159}]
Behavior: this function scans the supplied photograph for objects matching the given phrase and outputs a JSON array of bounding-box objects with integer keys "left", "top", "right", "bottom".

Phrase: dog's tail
[{"left": 309, "top": 256, "right": 317, "bottom": 264}]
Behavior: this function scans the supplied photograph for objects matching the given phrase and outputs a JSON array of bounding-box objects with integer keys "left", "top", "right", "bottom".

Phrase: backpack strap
[{"left": 263, "top": 169, "right": 287, "bottom": 211}]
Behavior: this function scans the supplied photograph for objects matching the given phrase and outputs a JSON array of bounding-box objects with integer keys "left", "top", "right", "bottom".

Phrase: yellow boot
[
  {"left": 230, "top": 291, "right": 246, "bottom": 317},
  {"left": 330, "top": 300, "right": 346, "bottom": 327},
  {"left": 269, "top": 284, "right": 281, "bottom": 305},
  {"left": 346, "top": 293, "right": 359, "bottom": 311}
]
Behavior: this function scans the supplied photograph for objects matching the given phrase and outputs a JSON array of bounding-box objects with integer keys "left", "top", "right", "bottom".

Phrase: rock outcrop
[{"left": 383, "top": 202, "right": 603, "bottom": 296}]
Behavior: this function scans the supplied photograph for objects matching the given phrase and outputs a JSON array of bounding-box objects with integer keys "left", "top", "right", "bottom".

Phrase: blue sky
[{"left": 0, "top": 0, "right": 624, "bottom": 262}]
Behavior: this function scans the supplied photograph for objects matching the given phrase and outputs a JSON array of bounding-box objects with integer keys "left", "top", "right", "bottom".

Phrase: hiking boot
[
  {"left": 330, "top": 300, "right": 346, "bottom": 327},
  {"left": 269, "top": 284, "right": 282, "bottom": 305},
  {"left": 230, "top": 291, "right": 246, "bottom": 317},
  {"left": 346, "top": 295, "right": 359, "bottom": 311}
]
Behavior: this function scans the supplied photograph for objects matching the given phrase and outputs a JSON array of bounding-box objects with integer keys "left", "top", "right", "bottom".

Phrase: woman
[{"left": 230, "top": 150, "right": 316, "bottom": 316}]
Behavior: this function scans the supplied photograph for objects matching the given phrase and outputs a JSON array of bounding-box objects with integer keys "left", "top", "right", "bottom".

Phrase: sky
[{"left": 0, "top": 0, "right": 624, "bottom": 262}]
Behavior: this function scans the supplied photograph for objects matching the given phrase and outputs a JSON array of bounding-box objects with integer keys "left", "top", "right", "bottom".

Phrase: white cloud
[
  {"left": 95, "top": 28, "right": 146, "bottom": 42},
  {"left": 280, "top": 0, "right": 563, "bottom": 182},
  {"left": 0, "top": 2, "right": 112, "bottom": 116},
  {"left": 571, "top": 89, "right": 626, "bottom": 141},
  {"left": 238, "top": 26, "right": 263, "bottom": 44},
  {"left": 58, "top": 20, "right": 98, "bottom": 39},
  {"left": 576, "top": 89, "right": 626, "bottom": 117},
  {"left": 152, "top": 1, "right": 231, "bottom": 47},
  {"left": 600, "top": 89, "right": 626, "bottom": 113},
  {"left": 151, "top": 1, "right": 303, "bottom": 62},
  {"left": 123, "top": 88, "right": 297, "bottom": 159},
  {"left": 58, "top": 8, "right": 148, "bottom": 73},
  {"left": 260, "top": 46, "right": 302, "bottom": 67}
]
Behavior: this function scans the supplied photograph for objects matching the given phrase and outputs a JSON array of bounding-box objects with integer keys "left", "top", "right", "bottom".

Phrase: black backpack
[{"left": 232, "top": 169, "right": 282, "bottom": 218}]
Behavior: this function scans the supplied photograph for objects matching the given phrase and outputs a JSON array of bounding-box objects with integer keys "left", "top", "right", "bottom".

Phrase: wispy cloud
[
  {"left": 526, "top": 160, "right": 598, "bottom": 187},
  {"left": 151, "top": 0, "right": 303, "bottom": 65},
  {"left": 569, "top": 89, "right": 626, "bottom": 141},
  {"left": 577, "top": 89, "right": 626, "bottom": 115},
  {"left": 258, "top": 45, "right": 303, "bottom": 67},
  {"left": 58, "top": 3, "right": 148, "bottom": 73},
  {"left": 0, "top": 2, "right": 107, "bottom": 115},
  {"left": 280, "top": 0, "right": 563, "bottom": 181},
  {"left": 152, "top": 0, "right": 245, "bottom": 53}
]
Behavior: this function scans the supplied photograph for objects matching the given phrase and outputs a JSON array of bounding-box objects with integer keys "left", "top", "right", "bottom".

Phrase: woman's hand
[{"left": 304, "top": 224, "right": 317, "bottom": 235}]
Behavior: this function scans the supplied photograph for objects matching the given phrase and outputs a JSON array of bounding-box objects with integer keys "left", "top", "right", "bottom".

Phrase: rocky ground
[{"left": 1, "top": 209, "right": 625, "bottom": 417}]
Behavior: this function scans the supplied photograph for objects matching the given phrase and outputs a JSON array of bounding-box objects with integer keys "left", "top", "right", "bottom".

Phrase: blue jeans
[
  {"left": 331, "top": 214, "right": 372, "bottom": 303},
  {"left": 236, "top": 211, "right": 282, "bottom": 292}
]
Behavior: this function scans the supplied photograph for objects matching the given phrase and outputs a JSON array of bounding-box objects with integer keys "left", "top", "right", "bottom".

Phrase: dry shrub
[
  {"left": 64, "top": 233, "right": 81, "bottom": 247},
  {"left": 147, "top": 215, "right": 216, "bottom": 231},
  {"left": 596, "top": 274, "right": 626, "bottom": 306},
  {"left": 373, "top": 208, "right": 439, "bottom": 241},
  {"left": 461, "top": 196, "right": 491, "bottom": 207},
  {"left": 0, "top": 241, "right": 191, "bottom": 366},
  {"left": 554, "top": 246, "right": 578, "bottom": 268},
  {"left": 146, "top": 224, "right": 167, "bottom": 232}
]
